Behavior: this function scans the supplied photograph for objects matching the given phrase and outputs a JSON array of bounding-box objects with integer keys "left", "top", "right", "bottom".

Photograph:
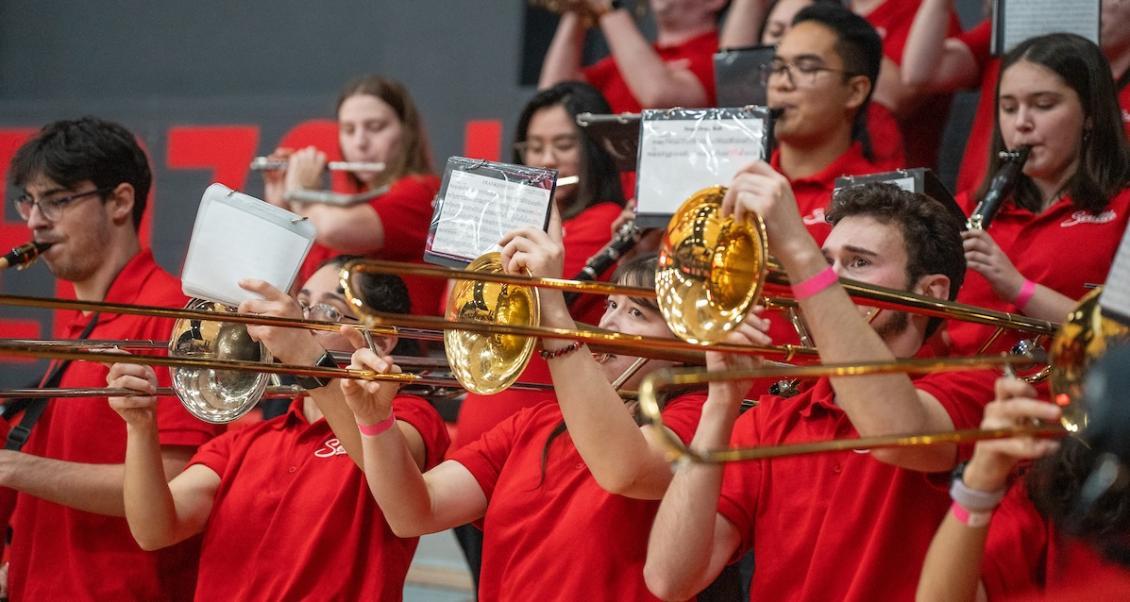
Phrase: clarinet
[
  {"left": 563, "top": 220, "right": 641, "bottom": 305},
  {"left": 1, "top": 241, "right": 52, "bottom": 271},
  {"left": 967, "top": 145, "right": 1032, "bottom": 231}
]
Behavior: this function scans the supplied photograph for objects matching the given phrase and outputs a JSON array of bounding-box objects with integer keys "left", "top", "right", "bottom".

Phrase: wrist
[
  {"left": 961, "top": 458, "right": 1010, "bottom": 493},
  {"left": 357, "top": 411, "right": 397, "bottom": 438},
  {"left": 353, "top": 406, "right": 393, "bottom": 428}
]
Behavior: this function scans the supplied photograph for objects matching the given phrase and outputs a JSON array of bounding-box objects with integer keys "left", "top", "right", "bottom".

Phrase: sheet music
[
  {"left": 428, "top": 169, "right": 552, "bottom": 262},
  {"left": 182, "top": 184, "right": 315, "bottom": 306},
  {"left": 995, "top": 0, "right": 1100, "bottom": 54},
  {"left": 635, "top": 107, "right": 770, "bottom": 228},
  {"left": 1100, "top": 227, "right": 1130, "bottom": 325}
]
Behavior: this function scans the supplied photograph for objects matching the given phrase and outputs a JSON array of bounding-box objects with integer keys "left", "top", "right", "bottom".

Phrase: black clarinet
[
  {"left": 966, "top": 145, "right": 1032, "bottom": 231},
  {"left": 563, "top": 220, "right": 642, "bottom": 305},
  {"left": 1, "top": 241, "right": 52, "bottom": 271}
]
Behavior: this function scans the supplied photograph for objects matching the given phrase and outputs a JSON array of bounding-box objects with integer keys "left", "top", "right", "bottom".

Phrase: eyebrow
[
  {"left": 773, "top": 53, "right": 826, "bottom": 63},
  {"left": 841, "top": 245, "right": 878, "bottom": 257},
  {"left": 24, "top": 187, "right": 70, "bottom": 198}
]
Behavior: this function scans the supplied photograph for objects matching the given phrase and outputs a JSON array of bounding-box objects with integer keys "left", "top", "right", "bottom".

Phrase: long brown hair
[
  {"left": 977, "top": 34, "right": 1130, "bottom": 213},
  {"left": 336, "top": 75, "right": 434, "bottom": 189}
]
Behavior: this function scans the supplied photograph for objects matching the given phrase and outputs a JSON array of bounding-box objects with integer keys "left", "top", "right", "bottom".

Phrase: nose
[
  {"left": 598, "top": 305, "right": 621, "bottom": 331},
  {"left": 26, "top": 202, "right": 51, "bottom": 230},
  {"left": 1013, "top": 105, "right": 1035, "bottom": 133}
]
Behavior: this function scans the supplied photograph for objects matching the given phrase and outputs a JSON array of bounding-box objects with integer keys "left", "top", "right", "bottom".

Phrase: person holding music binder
[
  {"left": 903, "top": 0, "right": 1130, "bottom": 196},
  {"left": 644, "top": 173, "right": 995, "bottom": 602},
  {"left": 2, "top": 117, "right": 221, "bottom": 601},
  {"left": 539, "top": 0, "right": 724, "bottom": 112},
  {"left": 943, "top": 34, "right": 1130, "bottom": 356},
  {"left": 916, "top": 374, "right": 1130, "bottom": 601},
  {"left": 338, "top": 204, "right": 773, "bottom": 601},
  {"left": 259, "top": 75, "right": 444, "bottom": 316},
  {"left": 104, "top": 258, "right": 449, "bottom": 600}
]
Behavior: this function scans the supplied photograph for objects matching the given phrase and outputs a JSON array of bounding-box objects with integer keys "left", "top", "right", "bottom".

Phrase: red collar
[
  {"left": 64, "top": 249, "right": 162, "bottom": 331},
  {"left": 771, "top": 141, "right": 870, "bottom": 188}
]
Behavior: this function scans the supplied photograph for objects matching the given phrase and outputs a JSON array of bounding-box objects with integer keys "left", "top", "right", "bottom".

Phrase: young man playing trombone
[
  {"left": 105, "top": 258, "right": 449, "bottom": 599},
  {"left": 2, "top": 117, "right": 220, "bottom": 601},
  {"left": 645, "top": 164, "right": 997, "bottom": 601}
]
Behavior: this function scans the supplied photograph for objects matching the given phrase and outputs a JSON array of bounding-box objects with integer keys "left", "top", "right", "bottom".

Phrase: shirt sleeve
[
  {"left": 369, "top": 175, "right": 439, "bottom": 261},
  {"left": 715, "top": 408, "right": 764, "bottom": 558},
  {"left": 914, "top": 369, "right": 996, "bottom": 431},
  {"left": 392, "top": 394, "right": 451, "bottom": 470},
  {"left": 187, "top": 429, "right": 239, "bottom": 479},
  {"left": 957, "top": 20, "right": 992, "bottom": 69},
  {"left": 582, "top": 56, "right": 617, "bottom": 90},
  {"left": 449, "top": 406, "right": 530, "bottom": 501},
  {"left": 981, "top": 482, "right": 1048, "bottom": 598},
  {"left": 657, "top": 391, "right": 708, "bottom": 444}
]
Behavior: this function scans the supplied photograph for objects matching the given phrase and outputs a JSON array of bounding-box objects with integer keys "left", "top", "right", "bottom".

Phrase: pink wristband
[
  {"left": 792, "top": 267, "right": 838, "bottom": 300},
  {"left": 357, "top": 412, "right": 396, "bottom": 438},
  {"left": 950, "top": 501, "right": 992, "bottom": 528},
  {"left": 1013, "top": 279, "right": 1037, "bottom": 310}
]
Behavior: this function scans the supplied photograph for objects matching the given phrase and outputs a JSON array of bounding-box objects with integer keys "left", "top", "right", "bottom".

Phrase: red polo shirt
[
  {"left": 188, "top": 394, "right": 449, "bottom": 601},
  {"left": 451, "top": 201, "right": 622, "bottom": 454},
  {"left": 450, "top": 392, "right": 706, "bottom": 601},
  {"left": 865, "top": 0, "right": 962, "bottom": 169},
  {"left": 716, "top": 371, "right": 994, "bottom": 601},
  {"left": 7, "top": 250, "right": 221, "bottom": 602},
  {"left": 946, "top": 188, "right": 1130, "bottom": 355},
  {"left": 300, "top": 173, "right": 445, "bottom": 316},
  {"left": 562, "top": 201, "right": 623, "bottom": 326},
  {"left": 982, "top": 481, "right": 1130, "bottom": 600},
  {"left": 583, "top": 30, "right": 719, "bottom": 113}
]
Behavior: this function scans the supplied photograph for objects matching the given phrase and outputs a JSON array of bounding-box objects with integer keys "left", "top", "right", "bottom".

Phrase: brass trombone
[{"left": 635, "top": 289, "right": 1127, "bottom": 464}]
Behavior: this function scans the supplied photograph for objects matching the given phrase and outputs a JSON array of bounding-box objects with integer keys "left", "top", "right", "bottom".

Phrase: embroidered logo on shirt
[
  {"left": 314, "top": 437, "right": 348, "bottom": 458},
  {"left": 1061, "top": 209, "right": 1117, "bottom": 228},
  {"left": 802, "top": 207, "right": 827, "bottom": 225}
]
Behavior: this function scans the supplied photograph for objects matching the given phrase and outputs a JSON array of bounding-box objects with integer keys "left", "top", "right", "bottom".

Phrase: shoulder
[{"left": 389, "top": 173, "right": 440, "bottom": 198}]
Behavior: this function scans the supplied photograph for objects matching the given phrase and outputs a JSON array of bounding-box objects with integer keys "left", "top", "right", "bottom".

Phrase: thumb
[
  {"left": 341, "top": 326, "right": 367, "bottom": 350},
  {"left": 547, "top": 202, "right": 564, "bottom": 245}
]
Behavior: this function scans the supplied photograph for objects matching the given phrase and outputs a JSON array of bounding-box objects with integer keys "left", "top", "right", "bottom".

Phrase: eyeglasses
[
  {"left": 759, "top": 59, "right": 858, "bottom": 88},
  {"left": 299, "top": 301, "right": 358, "bottom": 323},
  {"left": 514, "top": 136, "right": 579, "bottom": 161},
  {"left": 14, "top": 187, "right": 111, "bottom": 222}
]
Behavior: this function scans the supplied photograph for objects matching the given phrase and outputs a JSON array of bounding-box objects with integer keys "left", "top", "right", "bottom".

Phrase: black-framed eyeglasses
[
  {"left": 513, "top": 136, "right": 580, "bottom": 161},
  {"left": 759, "top": 59, "right": 858, "bottom": 88},
  {"left": 14, "top": 187, "right": 112, "bottom": 222},
  {"left": 298, "top": 300, "right": 358, "bottom": 323}
]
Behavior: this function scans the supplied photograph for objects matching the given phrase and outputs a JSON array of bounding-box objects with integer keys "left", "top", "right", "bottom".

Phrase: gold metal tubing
[
  {"left": 0, "top": 385, "right": 309, "bottom": 400},
  {"left": 0, "top": 293, "right": 412, "bottom": 339},
  {"left": 637, "top": 354, "right": 1044, "bottom": 463},
  {"left": 349, "top": 259, "right": 1057, "bottom": 337}
]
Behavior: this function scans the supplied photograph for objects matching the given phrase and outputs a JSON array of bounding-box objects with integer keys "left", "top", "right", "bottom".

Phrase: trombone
[{"left": 635, "top": 289, "right": 1127, "bottom": 464}]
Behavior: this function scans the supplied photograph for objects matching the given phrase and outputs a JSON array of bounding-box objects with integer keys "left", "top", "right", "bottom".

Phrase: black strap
[{"left": 4, "top": 314, "right": 100, "bottom": 451}]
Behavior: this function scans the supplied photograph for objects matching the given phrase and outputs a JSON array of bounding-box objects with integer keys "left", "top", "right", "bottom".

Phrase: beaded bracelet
[{"left": 539, "top": 340, "right": 584, "bottom": 361}]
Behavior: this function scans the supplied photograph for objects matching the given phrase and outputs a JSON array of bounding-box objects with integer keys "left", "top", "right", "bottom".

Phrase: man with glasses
[
  {"left": 762, "top": 3, "right": 902, "bottom": 245},
  {"left": 3, "top": 117, "right": 221, "bottom": 600},
  {"left": 103, "top": 258, "right": 449, "bottom": 599}
]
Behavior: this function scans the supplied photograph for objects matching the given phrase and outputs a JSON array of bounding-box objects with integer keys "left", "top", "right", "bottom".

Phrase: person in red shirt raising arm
[
  {"left": 943, "top": 33, "right": 1130, "bottom": 356},
  {"left": 539, "top": 0, "right": 724, "bottom": 112},
  {"left": 261, "top": 75, "right": 444, "bottom": 316},
  {"left": 337, "top": 207, "right": 772, "bottom": 601},
  {"left": 3, "top": 118, "right": 222, "bottom": 601},
  {"left": 105, "top": 258, "right": 449, "bottom": 601},
  {"left": 645, "top": 169, "right": 996, "bottom": 601},
  {"left": 917, "top": 374, "right": 1130, "bottom": 601}
]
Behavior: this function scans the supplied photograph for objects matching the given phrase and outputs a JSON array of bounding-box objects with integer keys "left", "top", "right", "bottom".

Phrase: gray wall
[{"left": 0, "top": 0, "right": 985, "bottom": 387}]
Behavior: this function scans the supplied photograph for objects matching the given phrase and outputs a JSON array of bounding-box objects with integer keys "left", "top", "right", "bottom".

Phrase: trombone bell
[
  {"left": 1049, "top": 288, "right": 1129, "bottom": 433},
  {"left": 656, "top": 186, "right": 769, "bottom": 345},
  {"left": 169, "top": 299, "right": 271, "bottom": 424},
  {"left": 444, "top": 253, "right": 539, "bottom": 395}
]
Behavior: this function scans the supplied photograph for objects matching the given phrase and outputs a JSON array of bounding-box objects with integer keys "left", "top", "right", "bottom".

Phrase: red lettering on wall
[
  {"left": 166, "top": 125, "right": 260, "bottom": 191},
  {"left": 463, "top": 120, "right": 503, "bottom": 162}
]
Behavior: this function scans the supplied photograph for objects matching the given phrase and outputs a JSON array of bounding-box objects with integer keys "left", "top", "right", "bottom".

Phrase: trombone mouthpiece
[{"left": 1, "top": 241, "right": 52, "bottom": 271}]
